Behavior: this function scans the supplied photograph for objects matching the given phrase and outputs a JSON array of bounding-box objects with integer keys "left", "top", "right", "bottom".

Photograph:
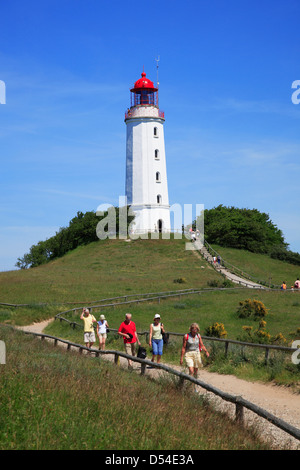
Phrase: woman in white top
[
  {"left": 97, "top": 314, "right": 109, "bottom": 350},
  {"left": 149, "top": 314, "right": 165, "bottom": 363}
]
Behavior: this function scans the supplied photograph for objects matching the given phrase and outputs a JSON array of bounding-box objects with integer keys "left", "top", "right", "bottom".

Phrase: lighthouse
[{"left": 125, "top": 70, "right": 171, "bottom": 235}]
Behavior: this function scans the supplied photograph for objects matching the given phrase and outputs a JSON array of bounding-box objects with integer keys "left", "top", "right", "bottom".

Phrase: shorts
[
  {"left": 152, "top": 339, "right": 163, "bottom": 356},
  {"left": 125, "top": 342, "right": 137, "bottom": 357},
  {"left": 98, "top": 333, "right": 107, "bottom": 339},
  {"left": 185, "top": 351, "right": 202, "bottom": 368},
  {"left": 84, "top": 331, "right": 96, "bottom": 343}
]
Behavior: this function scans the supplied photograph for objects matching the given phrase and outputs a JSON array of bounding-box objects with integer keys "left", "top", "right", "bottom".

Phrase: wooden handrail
[{"left": 22, "top": 329, "right": 300, "bottom": 442}]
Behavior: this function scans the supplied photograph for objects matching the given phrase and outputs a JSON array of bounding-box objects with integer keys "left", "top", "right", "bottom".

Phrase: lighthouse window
[
  {"left": 155, "top": 149, "right": 160, "bottom": 160},
  {"left": 154, "top": 127, "right": 158, "bottom": 137},
  {"left": 156, "top": 172, "right": 161, "bottom": 182},
  {"left": 157, "top": 195, "right": 162, "bottom": 204}
]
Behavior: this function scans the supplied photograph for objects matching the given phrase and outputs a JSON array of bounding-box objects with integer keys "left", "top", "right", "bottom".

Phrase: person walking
[
  {"left": 118, "top": 313, "right": 141, "bottom": 369},
  {"left": 97, "top": 314, "right": 109, "bottom": 350},
  {"left": 180, "top": 323, "right": 209, "bottom": 379},
  {"left": 80, "top": 308, "right": 97, "bottom": 350},
  {"left": 149, "top": 314, "right": 165, "bottom": 363}
]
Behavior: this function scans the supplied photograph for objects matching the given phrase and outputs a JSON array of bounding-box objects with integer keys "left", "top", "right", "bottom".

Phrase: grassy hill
[
  {"left": 1, "top": 237, "right": 299, "bottom": 388},
  {"left": 0, "top": 237, "right": 222, "bottom": 306},
  {"left": 1, "top": 237, "right": 299, "bottom": 337},
  {"left": 0, "top": 325, "right": 271, "bottom": 450},
  {"left": 211, "top": 244, "right": 300, "bottom": 288},
  {"left": 0, "top": 237, "right": 299, "bottom": 449}
]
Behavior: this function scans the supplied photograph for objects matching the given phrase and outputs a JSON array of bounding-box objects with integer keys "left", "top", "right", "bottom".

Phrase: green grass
[
  {"left": 1, "top": 237, "right": 299, "bottom": 388},
  {"left": 44, "top": 289, "right": 300, "bottom": 390},
  {"left": 212, "top": 244, "right": 300, "bottom": 287},
  {"left": 0, "top": 238, "right": 222, "bottom": 306},
  {"left": 0, "top": 326, "right": 272, "bottom": 450},
  {"left": 47, "top": 287, "right": 300, "bottom": 345}
]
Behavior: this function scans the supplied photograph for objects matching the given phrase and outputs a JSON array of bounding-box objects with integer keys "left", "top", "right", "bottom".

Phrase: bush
[
  {"left": 195, "top": 205, "right": 287, "bottom": 254},
  {"left": 207, "top": 279, "right": 234, "bottom": 288},
  {"left": 173, "top": 277, "right": 187, "bottom": 284},
  {"left": 204, "top": 322, "right": 227, "bottom": 339},
  {"left": 16, "top": 208, "right": 135, "bottom": 269},
  {"left": 237, "top": 299, "right": 268, "bottom": 319},
  {"left": 240, "top": 320, "right": 286, "bottom": 345},
  {"left": 269, "top": 246, "right": 300, "bottom": 266}
]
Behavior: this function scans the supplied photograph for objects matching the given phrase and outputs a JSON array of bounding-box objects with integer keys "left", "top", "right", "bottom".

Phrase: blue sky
[{"left": 0, "top": 0, "right": 300, "bottom": 271}]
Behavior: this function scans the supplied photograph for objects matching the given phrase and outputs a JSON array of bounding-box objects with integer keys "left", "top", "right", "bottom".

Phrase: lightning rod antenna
[{"left": 155, "top": 56, "right": 160, "bottom": 88}]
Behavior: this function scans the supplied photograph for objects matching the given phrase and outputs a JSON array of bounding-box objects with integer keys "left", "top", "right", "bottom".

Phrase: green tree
[
  {"left": 196, "top": 205, "right": 287, "bottom": 254},
  {"left": 15, "top": 207, "right": 134, "bottom": 269}
]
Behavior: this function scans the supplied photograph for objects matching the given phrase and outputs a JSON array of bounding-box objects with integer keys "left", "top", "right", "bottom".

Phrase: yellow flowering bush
[
  {"left": 204, "top": 322, "right": 227, "bottom": 338},
  {"left": 241, "top": 321, "right": 286, "bottom": 345},
  {"left": 237, "top": 299, "right": 269, "bottom": 319}
]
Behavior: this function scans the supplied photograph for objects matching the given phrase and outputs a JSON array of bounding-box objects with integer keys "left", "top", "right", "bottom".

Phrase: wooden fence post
[
  {"left": 114, "top": 354, "right": 120, "bottom": 366},
  {"left": 225, "top": 341, "right": 229, "bottom": 357},
  {"left": 265, "top": 347, "right": 270, "bottom": 364},
  {"left": 178, "top": 376, "right": 185, "bottom": 390},
  {"left": 235, "top": 400, "right": 244, "bottom": 425}
]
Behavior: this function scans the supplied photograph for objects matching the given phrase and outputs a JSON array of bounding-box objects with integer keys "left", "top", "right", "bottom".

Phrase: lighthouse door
[{"left": 158, "top": 219, "right": 163, "bottom": 233}]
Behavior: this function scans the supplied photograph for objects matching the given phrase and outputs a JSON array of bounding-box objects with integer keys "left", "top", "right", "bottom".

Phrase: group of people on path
[
  {"left": 281, "top": 278, "right": 300, "bottom": 290},
  {"left": 213, "top": 255, "right": 221, "bottom": 267},
  {"left": 80, "top": 309, "right": 109, "bottom": 351},
  {"left": 80, "top": 308, "right": 209, "bottom": 377}
]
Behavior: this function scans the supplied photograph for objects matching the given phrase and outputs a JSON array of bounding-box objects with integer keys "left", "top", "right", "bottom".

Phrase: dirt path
[{"left": 18, "top": 319, "right": 300, "bottom": 450}]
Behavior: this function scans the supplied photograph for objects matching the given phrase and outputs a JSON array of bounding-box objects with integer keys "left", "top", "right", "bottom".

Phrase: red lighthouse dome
[
  {"left": 130, "top": 70, "right": 158, "bottom": 107},
  {"left": 131, "top": 72, "right": 158, "bottom": 92}
]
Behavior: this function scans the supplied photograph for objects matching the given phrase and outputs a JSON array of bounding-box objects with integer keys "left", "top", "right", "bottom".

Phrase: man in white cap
[{"left": 97, "top": 314, "right": 109, "bottom": 350}]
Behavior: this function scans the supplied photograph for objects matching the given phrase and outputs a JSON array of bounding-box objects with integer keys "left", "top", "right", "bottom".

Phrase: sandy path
[{"left": 18, "top": 319, "right": 300, "bottom": 450}]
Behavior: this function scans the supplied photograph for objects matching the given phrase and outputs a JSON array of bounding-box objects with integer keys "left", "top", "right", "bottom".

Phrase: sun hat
[{"left": 100, "top": 314, "right": 105, "bottom": 320}]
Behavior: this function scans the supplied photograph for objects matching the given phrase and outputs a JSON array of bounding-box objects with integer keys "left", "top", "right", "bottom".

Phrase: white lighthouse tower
[{"left": 125, "top": 70, "right": 171, "bottom": 235}]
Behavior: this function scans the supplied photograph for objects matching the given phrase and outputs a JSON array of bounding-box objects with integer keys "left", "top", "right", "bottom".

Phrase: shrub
[
  {"left": 240, "top": 321, "right": 286, "bottom": 345},
  {"left": 237, "top": 299, "right": 268, "bottom": 319},
  {"left": 204, "top": 322, "right": 227, "bottom": 339},
  {"left": 288, "top": 327, "right": 300, "bottom": 342},
  {"left": 173, "top": 277, "right": 187, "bottom": 284},
  {"left": 207, "top": 279, "right": 234, "bottom": 288}
]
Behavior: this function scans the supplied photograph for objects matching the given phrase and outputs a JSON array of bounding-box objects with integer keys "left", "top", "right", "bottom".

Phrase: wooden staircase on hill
[{"left": 189, "top": 239, "right": 265, "bottom": 289}]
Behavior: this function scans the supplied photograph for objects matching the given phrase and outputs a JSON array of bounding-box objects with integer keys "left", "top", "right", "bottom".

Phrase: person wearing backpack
[
  {"left": 118, "top": 313, "right": 141, "bottom": 370},
  {"left": 180, "top": 323, "right": 209, "bottom": 378}
]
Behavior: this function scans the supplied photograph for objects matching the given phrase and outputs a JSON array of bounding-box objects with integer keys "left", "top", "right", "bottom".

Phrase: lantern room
[{"left": 130, "top": 71, "right": 158, "bottom": 107}]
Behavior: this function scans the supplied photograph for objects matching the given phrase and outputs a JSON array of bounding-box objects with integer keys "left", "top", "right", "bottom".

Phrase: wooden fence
[
  {"left": 55, "top": 305, "right": 298, "bottom": 366},
  {"left": 21, "top": 329, "right": 300, "bottom": 442}
]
